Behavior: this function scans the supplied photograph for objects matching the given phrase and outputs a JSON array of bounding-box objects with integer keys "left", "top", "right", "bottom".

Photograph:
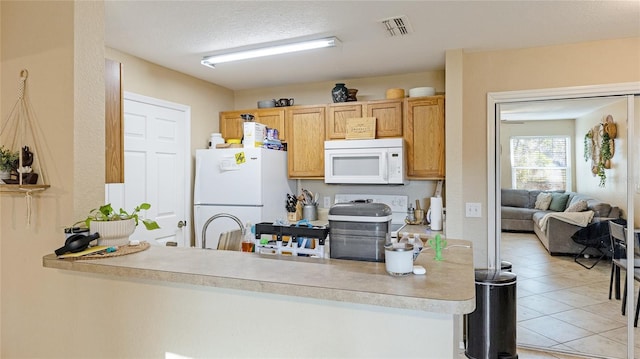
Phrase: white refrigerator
[{"left": 194, "top": 148, "right": 295, "bottom": 249}]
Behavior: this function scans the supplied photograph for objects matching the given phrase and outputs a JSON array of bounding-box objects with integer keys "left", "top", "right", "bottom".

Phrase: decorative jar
[
  {"left": 346, "top": 88, "right": 358, "bottom": 102},
  {"left": 331, "top": 83, "right": 348, "bottom": 103}
]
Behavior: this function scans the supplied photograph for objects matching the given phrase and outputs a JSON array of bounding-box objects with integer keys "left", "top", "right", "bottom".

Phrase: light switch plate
[{"left": 465, "top": 202, "right": 481, "bottom": 218}]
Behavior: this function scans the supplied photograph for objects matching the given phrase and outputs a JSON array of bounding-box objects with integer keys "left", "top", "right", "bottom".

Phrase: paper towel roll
[{"left": 429, "top": 197, "right": 443, "bottom": 231}]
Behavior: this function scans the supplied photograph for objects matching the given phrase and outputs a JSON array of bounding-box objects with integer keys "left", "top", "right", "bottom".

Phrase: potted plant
[
  {"left": 81, "top": 203, "right": 160, "bottom": 246},
  {"left": 0, "top": 145, "right": 18, "bottom": 180}
]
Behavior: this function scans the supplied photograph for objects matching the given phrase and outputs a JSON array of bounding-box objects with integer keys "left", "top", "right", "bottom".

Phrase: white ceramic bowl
[{"left": 409, "top": 87, "right": 435, "bottom": 97}]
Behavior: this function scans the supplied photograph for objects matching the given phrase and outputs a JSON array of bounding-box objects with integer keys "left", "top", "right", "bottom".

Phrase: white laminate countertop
[{"left": 43, "top": 238, "right": 475, "bottom": 315}]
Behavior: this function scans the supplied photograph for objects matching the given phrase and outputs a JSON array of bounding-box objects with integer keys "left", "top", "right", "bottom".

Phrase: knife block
[{"left": 288, "top": 211, "right": 301, "bottom": 222}]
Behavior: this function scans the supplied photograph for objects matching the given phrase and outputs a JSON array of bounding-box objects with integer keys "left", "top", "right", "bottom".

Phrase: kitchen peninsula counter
[
  {"left": 43, "top": 239, "right": 474, "bottom": 314},
  {"left": 43, "top": 238, "right": 475, "bottom": 358}
]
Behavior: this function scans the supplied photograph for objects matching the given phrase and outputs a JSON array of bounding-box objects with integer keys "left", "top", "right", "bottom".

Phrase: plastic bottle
[
  {"left": 410, "top": 234, "right": 423, "bottom": 260},
  {"left": 397, "top": 232, "right": 410, "bottom": 248},
  {"left": 209, "top": 133, "right": 225, "bottom": 149},
  {"left": 241, "top": 222, "right": 254, "bottom": 252}
]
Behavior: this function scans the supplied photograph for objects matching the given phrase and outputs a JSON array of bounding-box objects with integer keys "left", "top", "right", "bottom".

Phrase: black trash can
[{"left": 465, "top": 269, "right": 517, "bottom": 359}]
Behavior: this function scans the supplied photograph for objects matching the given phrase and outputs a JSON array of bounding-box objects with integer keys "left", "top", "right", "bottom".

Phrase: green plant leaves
[
  {"left": 141, "top": 219, "right": 160, "bottom": 230},
  {"left": 82, "top": 202, "right": 159, "bottom": 230}
]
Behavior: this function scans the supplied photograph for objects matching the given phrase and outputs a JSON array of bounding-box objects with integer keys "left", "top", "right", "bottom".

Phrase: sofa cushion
[
  {"left": 565, "top": 199, "right": 588, "bottom": 212},
  {"left": 502, "top": 189, "right": 530, "bottom": 208},
  {"left": 549, "top": 193, "right": 570, "bottom": 211},
  {"left": 527, "top": 190, "right": 542, "bottom": 208},
  {"left": 535, "top": 192, "right": 553, "bottom": 210},
  {"left": 502, "top": 206, "right": 539, "bottom": 221},
  {"left": 500, "top": 189, "right": 529, "bottom": 208},
  {"left": 567, "top": 193, "right": 612, "bottom": 217},
  {"left": 532, "top": 210, "right": 553, "bottom": 227}
]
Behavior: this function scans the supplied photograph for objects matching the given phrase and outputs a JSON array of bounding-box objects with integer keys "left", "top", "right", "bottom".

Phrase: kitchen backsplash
[{"left": 296, "top": 179, "right": 441, "bottom": 211}]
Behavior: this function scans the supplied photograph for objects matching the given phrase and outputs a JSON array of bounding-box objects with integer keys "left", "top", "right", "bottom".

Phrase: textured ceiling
[{"left": 105, "top": 1, "right": 640, "bottom": 91}]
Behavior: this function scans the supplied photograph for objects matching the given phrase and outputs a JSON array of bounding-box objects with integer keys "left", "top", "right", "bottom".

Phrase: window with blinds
[{"left": 510, "top": 136, "right": 571, "bottom": 191}]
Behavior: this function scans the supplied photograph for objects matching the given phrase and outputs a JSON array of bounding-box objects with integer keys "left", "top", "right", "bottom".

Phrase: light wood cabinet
[
  {"left": 285, "top": 105, "right": 326, "bottom": 178},
  {"left": 403, "top": 96, "right": 445, "bottom": 179},
  {"left": 256, "top": 108, "right": 286, "bottom": 141},
  {"left": 365, "top": 99, "right": 403, "bottom": 138},
  {"left": 219, "top": 110, "right": 247, "bottom": 141},
  {"left": 326, "top": 99, "right": 402, "bottom": 139},
  {"left": 219, "top": 108, "right": 286, "bottom": 141},
  {"left": 326, "top": 103, "right": 363, "bottom": 139},
  {"left": 219, "top": 95, "right": 444, "bottom": 180},
  {"left": 105, "top": 58, "right": 124, "bottom": 183}
]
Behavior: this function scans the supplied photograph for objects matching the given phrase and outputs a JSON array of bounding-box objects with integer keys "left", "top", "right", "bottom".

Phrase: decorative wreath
[{"left": 584, "top": 115, "right": 616, "bottom": 187}]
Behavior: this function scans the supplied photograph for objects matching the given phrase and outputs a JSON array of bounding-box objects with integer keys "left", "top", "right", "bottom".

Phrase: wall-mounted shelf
[
  {"left": 0, "top": 184, "right": 50, "bottom": 193},
  {"left": 0, "top": 69, "right": 50, "bottom": 194}
]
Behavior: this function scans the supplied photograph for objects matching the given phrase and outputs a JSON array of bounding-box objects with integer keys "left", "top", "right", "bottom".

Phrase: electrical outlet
[
  {"left": 323, "top": 196, "right": 331, "bottom": 208},
  {"left": 465, "top": 203, "right": 482, "bottom": 218}
]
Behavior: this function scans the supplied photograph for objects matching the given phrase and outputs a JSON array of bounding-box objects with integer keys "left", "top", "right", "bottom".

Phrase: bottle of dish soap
[{"left": 241, "top": 222, "right": 254, "bottom": 252}]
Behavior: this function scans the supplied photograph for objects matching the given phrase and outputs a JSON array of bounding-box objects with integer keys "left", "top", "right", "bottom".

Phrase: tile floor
[{"left": 501, "top": 231, "right": 639, "bottom": 358}]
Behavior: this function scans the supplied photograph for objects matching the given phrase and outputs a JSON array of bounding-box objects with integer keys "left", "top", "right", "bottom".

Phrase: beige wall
[
  {"left": 457, "top": 37, "right": 640, "bottom": 267},
  {"left": 104, "top": 48, "right": 234, "bottom": 154},
  {"left": 1, "top": 1, "right": 104, "bottom": 356},
  {"left": 103, "top": 48, "right": 235, "bottom": 245},
  {"left": 1, "top": 4, "right": 454, "bottom": 357},
  {"left": 234, "top": 71, "right": 444, "bottom": 109},
  {"left": 2, "top": 2, "right": 639, "bottom": 356},
  {"left": 575, "top": 99, "right": 629, "bottom": 215}
]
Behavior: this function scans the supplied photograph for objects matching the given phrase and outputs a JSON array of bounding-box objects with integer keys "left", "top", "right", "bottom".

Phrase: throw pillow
[
  {"left": 549, "top": 193, "right": 570, "bottom": 212},
  {"left": 534, "top": 192, "right": 553, "bottom": 210},
  {"left": 565, "top": 199, "right": 588, "bottom": 212}
]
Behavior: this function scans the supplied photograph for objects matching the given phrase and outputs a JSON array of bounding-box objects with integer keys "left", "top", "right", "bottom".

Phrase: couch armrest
[{"left": 540, "top": 216, "right": 591, "bottom": 255}]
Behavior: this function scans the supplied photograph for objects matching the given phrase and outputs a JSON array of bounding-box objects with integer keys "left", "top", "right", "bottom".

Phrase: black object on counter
[
  {"left": 465, "top": 269, "right": 517, "bottom": 359},
  {"left": 254, "top": 222, "right": 329, "bottom": 246},
  {"left": 55, "top": 233, "right": 101, "bottom": 256}
]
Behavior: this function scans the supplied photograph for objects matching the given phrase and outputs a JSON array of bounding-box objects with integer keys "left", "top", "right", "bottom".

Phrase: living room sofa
[{"left": 501, "top": 188, "right": 620, "bottom": 255}]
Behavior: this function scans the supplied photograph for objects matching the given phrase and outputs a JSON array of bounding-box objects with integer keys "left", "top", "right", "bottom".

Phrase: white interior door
[{"left": 106, "top": 93, "right": 191, "bottom": 247}]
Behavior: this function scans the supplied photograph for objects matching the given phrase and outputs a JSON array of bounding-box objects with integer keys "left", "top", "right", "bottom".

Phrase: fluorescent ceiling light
[{"left": 201, "top": 37, "right": 339, "bottom": 68}]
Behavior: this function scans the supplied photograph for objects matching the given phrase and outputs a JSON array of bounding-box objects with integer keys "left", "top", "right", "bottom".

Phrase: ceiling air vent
[{"left": 380, "top": 16, "right": 412, "bottom": 37}]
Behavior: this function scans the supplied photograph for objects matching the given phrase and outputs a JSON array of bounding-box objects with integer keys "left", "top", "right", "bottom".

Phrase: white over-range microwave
[{"left": 324, "top": 138, "right": 405, "bottom": 184}]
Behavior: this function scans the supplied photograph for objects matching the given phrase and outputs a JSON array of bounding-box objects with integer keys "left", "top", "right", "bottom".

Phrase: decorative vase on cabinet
[{"left": 331, "top": 83, "right": 348, "bottom": 103}]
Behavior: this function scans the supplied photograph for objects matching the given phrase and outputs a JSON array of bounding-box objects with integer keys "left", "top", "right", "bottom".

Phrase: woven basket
[{"left": 90, "top": 218, "right": 136, "bottom": 247}]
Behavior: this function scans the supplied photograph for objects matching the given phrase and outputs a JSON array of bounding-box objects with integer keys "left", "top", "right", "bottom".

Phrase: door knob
[{"left": 177, "top": 220, "right": 186, "bottom": 229}]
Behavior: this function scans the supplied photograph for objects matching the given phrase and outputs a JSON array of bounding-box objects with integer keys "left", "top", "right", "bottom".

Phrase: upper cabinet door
[
  {"left": 365, "top": 99, "right": 403, "bottom": 138},
  {"left": 256, "top": 108, "right": 286, "bottom": 141},
  {"left": 219, "top": 111, "right": 250, "bottom": 141},
  {"left": 326, "top": 103, "right": 363, "bottom": 139},
  {"left": 105, "top": 58, "right": 124, "bottom": 183},
  {"left": 285, "top": 106, "right": 326, "bottom": 178},
  {"left": 404, "top": 96, "right": 445, "bottom": 179}
]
